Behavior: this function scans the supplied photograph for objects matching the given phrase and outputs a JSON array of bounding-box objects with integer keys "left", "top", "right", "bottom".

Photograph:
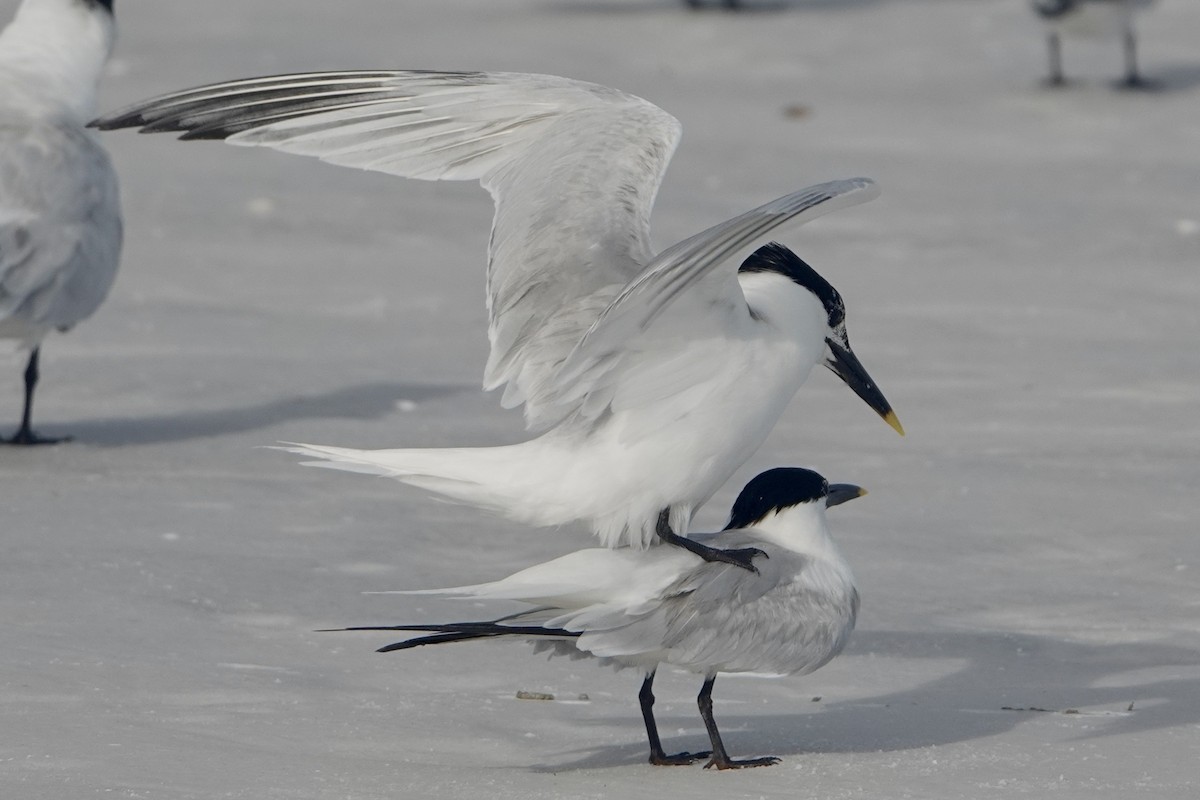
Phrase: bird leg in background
[
  {"left": 655, "top": 510, "right": 765, "bottom": 573},
  {"left": 697, "top": 675, "right": 781, "bottom": 770},
  {"left": 1119, "top": 29, "right": 1149, "bottom": 89},
  {"left": 639, "top": 671, "right": 710, "bottom": 766},
  {"left": 1045, "top": 32, "right": 1066, "bottom": 86},
  {"left": 3, "top": 348, "right": 66, "bottom": 446}
]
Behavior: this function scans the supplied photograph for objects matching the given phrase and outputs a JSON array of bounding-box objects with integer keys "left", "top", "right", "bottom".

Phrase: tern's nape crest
[
  {"left": 723, "top": 467, "right": 828, "bottom": 530},
  {"left": 83, "top": 0, "right": 115, "bottom": 13},
  {"left": 738, "top": 242, "right": 845, "bottom": 328}
]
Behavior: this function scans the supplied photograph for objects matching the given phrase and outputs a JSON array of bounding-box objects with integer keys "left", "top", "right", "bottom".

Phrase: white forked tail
[
  {"left": 276, "top": 439, "right": 684, "bottom": 550},
  {"left": 278, "top": 440, "right": 567, "bottom": 525}
]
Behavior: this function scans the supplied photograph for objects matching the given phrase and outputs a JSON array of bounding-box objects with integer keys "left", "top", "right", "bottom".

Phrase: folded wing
[{"left": 0, "top": 125, "right": 121, "bottom": 338}]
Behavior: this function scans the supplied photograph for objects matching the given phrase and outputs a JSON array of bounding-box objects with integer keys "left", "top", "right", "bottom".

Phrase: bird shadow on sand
[
  {"left": 52, "top": 381, "right": 469, "bottom": 447},
  {"left": 527, "top": 628, "right": 1200, "bottom": 771},
  {"left": 1143, "top": 63, "right": 1200, "bottom": 93}
]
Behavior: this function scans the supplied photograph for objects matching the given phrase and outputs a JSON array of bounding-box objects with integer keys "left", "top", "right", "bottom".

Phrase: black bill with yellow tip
[
  {"left": 824, "top": 339, "right": 904, "bottom": 436},
  {"left": 827, "top": 483, "right": 867, "bottom": 508}
]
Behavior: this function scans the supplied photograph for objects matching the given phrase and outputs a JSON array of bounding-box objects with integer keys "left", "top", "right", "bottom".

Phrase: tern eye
[
  {"left": 824, "top": 292, "right": 845, "bottom": 329},
  {"left": 827, "top": 304, "right": 847, "bottom": 335}
]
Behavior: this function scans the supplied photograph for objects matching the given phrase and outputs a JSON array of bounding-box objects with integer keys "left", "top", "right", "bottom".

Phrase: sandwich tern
[
  {"left": 335, "top": 466, "right": 865, "bottom": 769},
  {"left": 93, "top": 70, "right": 901, "bottom": 564},
  {"left": 1032, "top": 0, "right": 1157, "bottom": 87},
  {"left": 0, "top": 0, "right": 121, "bottom": 444}
]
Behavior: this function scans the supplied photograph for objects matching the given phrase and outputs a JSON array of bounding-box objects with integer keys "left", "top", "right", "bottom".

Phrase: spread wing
[{"left": 93, "top": 70, "right": 681, "bottom": 426}]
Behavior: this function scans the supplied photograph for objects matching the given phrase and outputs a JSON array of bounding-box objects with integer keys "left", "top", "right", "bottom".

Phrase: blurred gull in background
[
  {"left": 0, "top": 0, "right": 121, "bottom": 444},
  {"left": 1032, "top": 0, "right": 1158, "bottom": 87}
]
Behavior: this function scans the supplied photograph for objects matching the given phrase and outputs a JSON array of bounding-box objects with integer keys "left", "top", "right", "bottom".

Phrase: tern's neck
[
  {"left": 749, "top": 505, "right": 841, "bottom": 560},
  {"left": 0, "top": 0, "right": 114, "bottom": 123},
  {"left": 738, "top": 269, "right": 828, "bottom": 355}
]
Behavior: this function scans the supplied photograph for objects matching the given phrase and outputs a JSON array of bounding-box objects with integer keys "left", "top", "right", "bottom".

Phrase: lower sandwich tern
[
  {"left": 93, "top": 70, "right": 901, "bottom": 564},
  {"left": 1032, "top": 0, "right": 1157, "bottom": 88},
  {"left": 0, "top": 0, "right": 121, "bottom": 444},
  {"left": 334, "top": 467, "right": 865, "bottom": 769}
]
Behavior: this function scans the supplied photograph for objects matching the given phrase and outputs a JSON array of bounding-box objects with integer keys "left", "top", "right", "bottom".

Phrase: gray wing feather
[
  {"left": 94, "top": 71, "right": 680, "bottom": 428},
  {"left": 564, "top": 534, "right": 855, "bottom": 674},
  {"left": 554, "top": 533, "right": 786, "bottom": 654},
  {"left": 553, "top": 178, "right": 880, "bottom": 393}
]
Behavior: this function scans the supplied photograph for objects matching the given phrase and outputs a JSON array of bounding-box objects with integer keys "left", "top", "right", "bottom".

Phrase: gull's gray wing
[
  {"left": 550, "top": 179, "right": 880, "bottom": 403},
  {"left": 93, "top": 71, "right": 681, "bottom": 427},
  {"left": 0, "top": 122, "right": 121, "bottom": 340}
]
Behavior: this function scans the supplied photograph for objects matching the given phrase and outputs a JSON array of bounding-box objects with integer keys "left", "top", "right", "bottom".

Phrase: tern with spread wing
[
  {"left": 93, "top": 71, "right": 901, "bottom": 564},
  {"left": 0, "top": 0, "right": 121, "bottom": 444},
  {"left": 334, "top": 467, "right": 865, "bottom": 769}
]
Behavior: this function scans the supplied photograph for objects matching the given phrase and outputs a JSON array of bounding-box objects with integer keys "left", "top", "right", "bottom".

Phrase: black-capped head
[
  {"left": 740, "top": 242, "right": 904, "bottom": 436},
  {"left": 84, "top": 0, "right": 114, "bottom": 14},
  {"left": 723, "top": 468, "right": 865, "bottom": 530},
  {"left": 738, "top": 242, "right": 845, "bottom": 329}
]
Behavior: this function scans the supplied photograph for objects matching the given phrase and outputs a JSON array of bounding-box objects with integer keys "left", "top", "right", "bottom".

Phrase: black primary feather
[{"left": 328, "top": 621, "right": 580, "bottom": 654}]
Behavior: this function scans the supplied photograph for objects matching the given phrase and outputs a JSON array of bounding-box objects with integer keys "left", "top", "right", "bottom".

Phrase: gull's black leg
[
  {"left": 1045, "top": 31, "right": 1066, "bottom": 87},
  {"left": 697, "top": 675, "right": 780, "bottom": 770},
  {"left": 654, "top": 510, "right": 766, "bottom": 574},
  {"left": 4, "top": 348, "right": 68, "bottom": 446},
  {"left": 639, "top": 671, "right": 710, "bottom": 766}
]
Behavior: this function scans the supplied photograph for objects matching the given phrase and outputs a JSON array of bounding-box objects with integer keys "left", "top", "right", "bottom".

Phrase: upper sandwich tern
[
  {"left": 334, "top": 466, "right": 865, "bottom": 769},
  {"left": 93, "top": 70, "right": 901, "bottom": 564},
  {"left": 0, "top": 0, "right": 121, "bottom": 444},
  {"left": 1032, "top": 0, "right": 1157, "bottom": 88}
]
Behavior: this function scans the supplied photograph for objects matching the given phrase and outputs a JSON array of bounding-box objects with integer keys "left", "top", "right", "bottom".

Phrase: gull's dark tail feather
[{"left": 324, "top": 620, "right": 580, "bottom": 653}]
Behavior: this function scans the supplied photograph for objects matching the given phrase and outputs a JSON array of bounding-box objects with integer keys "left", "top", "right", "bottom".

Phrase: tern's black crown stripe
[
  {"left": 738, "top": 242, "right": 845, "bottom": 328},
  {"left": 85, "top": 0, "right": 114, "bottom": 14},
  {"left": 723, "top": 467, "right": 828, "bottom": 530}
]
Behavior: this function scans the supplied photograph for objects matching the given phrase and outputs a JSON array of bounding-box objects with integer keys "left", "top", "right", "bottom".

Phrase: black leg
[
  {"left": 1116, "top": 29, "right": 1154, "bottom": 90},
  {"left": 697, "top": 675, "right": 780, "bottom": 770},
  {"left": 655, "top": 510, "right": 766, "bottom": 574},
  {"left": 1045, "top": 32, "right": 1066, "bottom": 87},
  {"left": 4, "top": 348, "right": 68, "bottom": 446},
  {"left": 639, "top": 671, "right": 710, "bottom": 766},
  {"left": 1124, "top": 30, "right": 1139, "bottom": 85}
]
